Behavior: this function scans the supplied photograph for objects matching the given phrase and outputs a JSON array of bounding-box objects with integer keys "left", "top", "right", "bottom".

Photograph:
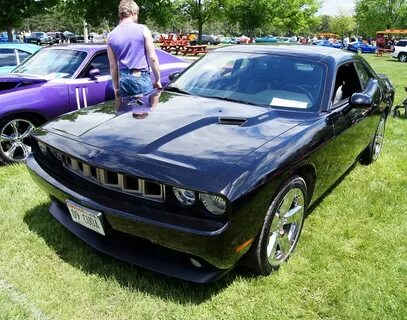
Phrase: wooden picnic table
[
  {"left": 182, "top": 45, "right": 208, "bottom": 56},
  {"left": 159, "top": 39, "right": 189, "bottom": 55},
  {"left": 376, "top": 48, "right": 393, "bottom": 56}
]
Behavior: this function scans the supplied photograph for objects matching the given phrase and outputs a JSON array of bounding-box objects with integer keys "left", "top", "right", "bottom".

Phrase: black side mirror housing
[
  {"left": 169, "top": 72, "right": 180, "bottom": 81},
  {"left": 89, "top": 68, "right": 101, "bottom": 80},
  {"left": 350, "top": 93, "right": 373, "bottom": 108}
]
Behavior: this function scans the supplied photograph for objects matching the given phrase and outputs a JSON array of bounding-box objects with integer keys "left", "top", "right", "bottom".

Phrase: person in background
[{"left": 107, "top": 0, "right": 161, "bottom": 99}]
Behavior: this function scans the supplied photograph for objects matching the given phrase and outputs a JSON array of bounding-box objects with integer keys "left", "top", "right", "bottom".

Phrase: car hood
[
  {"left": 42, "top": 91, "right": 303, "bottom": 176},
  {"left": 0, "top": 74, "right": 48, "bottom": 92}
]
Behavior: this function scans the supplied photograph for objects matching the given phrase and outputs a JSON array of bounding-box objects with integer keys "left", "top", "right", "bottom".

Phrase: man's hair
[{"left": 118, "top": 0, "right": 139, "bottom": 19}]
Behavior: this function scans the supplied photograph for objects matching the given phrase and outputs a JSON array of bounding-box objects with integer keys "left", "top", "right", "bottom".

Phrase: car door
[
  {"left": 66, "top": 52, "right": 114, "bottom": 111},
  {"left": 328, "top": 60, "right": 381, "bottom": 176}
]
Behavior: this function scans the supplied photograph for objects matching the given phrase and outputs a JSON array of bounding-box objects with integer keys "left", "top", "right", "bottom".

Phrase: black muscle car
[{"left": 27, "top": 46, "right": 394, "bottom": 282}]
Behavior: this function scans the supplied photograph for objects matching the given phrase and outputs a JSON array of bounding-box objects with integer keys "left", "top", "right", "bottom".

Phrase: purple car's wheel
[
  {"left": 0, "top": 118, "right": 35, "bottom": 163},
  {"left": 246, "top": 176, "right": 308, "bottom": 275}
]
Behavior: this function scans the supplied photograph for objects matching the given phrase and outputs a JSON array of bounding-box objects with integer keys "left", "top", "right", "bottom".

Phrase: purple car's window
[
  {"left": 12, "top": 49, "right": 87, "bottom": 79},
  {"left": 169, "top": 52, "right": 325, "bottom": 111}
]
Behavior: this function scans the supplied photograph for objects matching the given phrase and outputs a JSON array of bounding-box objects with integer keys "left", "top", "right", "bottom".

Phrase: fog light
[
  {"left": 173, "top": 187, "right": 196, "bottom": 205},
  {"left": 199, "top": 193, "right": 226, "bottom": 215},
  {"left": 189, "top": 258, "right": 202, "bottom": 268}
]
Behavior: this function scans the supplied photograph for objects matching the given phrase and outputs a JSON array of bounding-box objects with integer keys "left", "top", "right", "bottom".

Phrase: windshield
[
  {"left": 169, "top": 51, "right": 326, "bottom": 110},
  {"left": 12, "top": 49, "right": 87, "bottom": 78}
]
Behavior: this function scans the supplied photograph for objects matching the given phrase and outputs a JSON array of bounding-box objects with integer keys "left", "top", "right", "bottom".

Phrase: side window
[
  {"left": 332, "top": 62, "right": 362, "bottom": 105},
  {"left": 81, "top": 53, "right": 110, "bottom": 77},
  {"left": 17, "top": 50, "right": 31, "bottom": 64},
  {"left": 354, "top": 62, "right": 371, "bottom": 90},
  {"left": 0, "top": 49, "right": 17, "bottom": 67}
]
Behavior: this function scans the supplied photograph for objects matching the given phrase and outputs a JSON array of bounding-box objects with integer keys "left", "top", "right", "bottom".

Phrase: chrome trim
[
  {"left": 75, "top": 87, "right": 81, "bottom": 109},
  {"left": 82, "top": 87, "right": 88, "bottom": 108},
  {"left": 60, "top": 153, "right": 165, "bottom": 202}
]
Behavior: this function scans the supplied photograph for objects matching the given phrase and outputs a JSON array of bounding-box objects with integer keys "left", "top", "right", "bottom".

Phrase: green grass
[{"left": 0, "top": 55, "right": 407, "bottom": 320}]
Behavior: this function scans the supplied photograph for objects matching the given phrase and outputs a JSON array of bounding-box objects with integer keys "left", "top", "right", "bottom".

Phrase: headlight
[
  {"left": 199, "top": 193, "right": 226, "bottom": 215},
  {"left": 37, "top": 141, "right": 47, "bottom": 155},
  {"left": 173, "top": 187, "right": 196, "bottom": 205}
]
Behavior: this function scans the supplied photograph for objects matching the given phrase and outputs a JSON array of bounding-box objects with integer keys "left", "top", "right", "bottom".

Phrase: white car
[{"left": 391, "top": 39, "right": 407, "bottom": 62}]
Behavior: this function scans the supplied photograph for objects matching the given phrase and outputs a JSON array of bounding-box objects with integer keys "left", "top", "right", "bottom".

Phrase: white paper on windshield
[{"left": 270, "top": 97, "right": 308, "bottom": 109}]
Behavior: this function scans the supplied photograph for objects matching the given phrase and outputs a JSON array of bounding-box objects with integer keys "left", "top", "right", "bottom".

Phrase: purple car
[{"left": 0, "top": 44, "right": 188, "bottom": 163}]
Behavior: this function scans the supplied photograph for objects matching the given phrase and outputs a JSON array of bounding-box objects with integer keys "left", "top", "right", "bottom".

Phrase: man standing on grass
[{"left": 107, "top": 0, "right": 161, "bottom": 99}]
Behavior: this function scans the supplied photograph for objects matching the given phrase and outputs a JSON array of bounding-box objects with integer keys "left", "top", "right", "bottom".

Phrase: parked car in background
[
  {"left": 0, "top": 43, "right": 40, "bottom": 74},
  {"left": 0, "top": 32, "right": 20, "bottom": 43},
  {"left": 0, "top": 44, "right": 189, "bottom": 163},
  {"left": 220, "top": 36, "right": 237, "bottom": 44},
  {"left": 255, "top": 35, "right": 278, "bottom": 43},
  {"left": 312, "top": 39, "right": 343, "bottom": 49},
  {"left": 27, "top": 45, "right": 394, "bottom": 282},
  {"left": 237, "top": 35, "right": 251, "bottom": 44},
  {"left": 391, "top": 39, "right": 407, "bottom": 62},
  {"left": 347, "top": 41, "right": 377, "bottom": 54},
  {"left": 62, "top": 31, "right": 78, "bottom": 43},
  {"left": 277, "top": 37, "right": 295, "bottom": 43},
  {"left": 25, "top": 32, "right": 53, "bottom": 45},
  {"left": 46, "top": 32, "right": 63, "bottom": 44},
  {"left": 201, "top": 35, "right": 220, "bottom": 45}
]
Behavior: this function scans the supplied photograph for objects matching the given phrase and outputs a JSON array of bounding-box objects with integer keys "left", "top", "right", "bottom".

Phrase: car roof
[
  {"left": 0, "top": 43, "right": 41, "bottom": 53},
  {"left": 45, "top": 43, "right": 107, "bottom": 54},
  {"left": 212, "top": 45, "right": 355, "bottom": 63}
]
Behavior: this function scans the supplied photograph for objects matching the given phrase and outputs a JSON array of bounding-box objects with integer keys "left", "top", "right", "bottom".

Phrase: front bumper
[{"left": 26, "top": 155, "right": 248, "bottom": 282}]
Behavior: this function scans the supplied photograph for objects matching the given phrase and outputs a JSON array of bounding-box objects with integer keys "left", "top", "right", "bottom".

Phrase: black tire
[
  {"left": 246, "top": 176, "right": 308, "bottom": 275},
  {"left": 360, "top": 113, "right": 387, "bottom": 165},
  {"left": 0, "top": 115, "right": 42, "bottom": 164},
  {"left": 398, "top": 53, "right": 407, "bottom": 62}
]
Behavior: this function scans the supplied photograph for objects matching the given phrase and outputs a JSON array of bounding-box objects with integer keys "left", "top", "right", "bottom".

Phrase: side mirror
[
  {"left": 89, "top": 68, "right": 100, "bottom": 80},
  {"left": 169, "top": 72, "right": 180, "bottom": 81},
  {"left": 350, "top": 93, "right": 372, "bottom": 108}
]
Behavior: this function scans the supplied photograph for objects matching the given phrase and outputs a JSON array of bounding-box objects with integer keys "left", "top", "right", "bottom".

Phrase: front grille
[{"left": 60, "top": 153, "right": 165, "bottom": 202}]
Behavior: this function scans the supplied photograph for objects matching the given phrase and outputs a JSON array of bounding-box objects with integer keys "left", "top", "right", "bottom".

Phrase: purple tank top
[{"left": 108, "top": 22, "right": 150, "bottom": 71}]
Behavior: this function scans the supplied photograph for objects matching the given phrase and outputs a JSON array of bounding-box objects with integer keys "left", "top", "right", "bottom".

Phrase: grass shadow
[{"left": 23, "top": 203, "right": 239, "bottom": 305}]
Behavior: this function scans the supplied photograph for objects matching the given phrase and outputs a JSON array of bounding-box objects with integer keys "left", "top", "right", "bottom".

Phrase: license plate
[{"left": 66, "top": 200, "right": 105, "bottom": 236}]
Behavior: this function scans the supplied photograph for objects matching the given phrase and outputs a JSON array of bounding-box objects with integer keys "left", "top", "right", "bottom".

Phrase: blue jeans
[{"left": 119, "top": 70, "right": 153, "bottom": 97}]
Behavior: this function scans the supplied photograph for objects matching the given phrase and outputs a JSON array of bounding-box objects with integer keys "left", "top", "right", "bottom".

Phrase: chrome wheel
[
  {"left": 267, "top": 187, "right": 305, "bottom": 267},
  {"left": 372, "top": 116, "right": 385, "bottom": 161},
  {"left": 399, "top": 54, "right": 407, "bottom": 62},
  {"left": 0, "top": 119, "right": 35, "bottom": 162}
]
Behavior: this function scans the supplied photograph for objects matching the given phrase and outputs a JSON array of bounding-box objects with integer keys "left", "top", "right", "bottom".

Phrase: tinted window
[
  {"left": 354, "top": 62, "right": 371, "bottom": 89},
  {"left": 395, "top": 40, "right": 407, "bottom": 47},
  {"left": 12, "top": 49, "right": 87, "bottom": 78},
  {"left": 169, "top": 52, "right": 326, "bottom": 110},
  {"left": 0, "top": 49, "right": 16, "bottom": 67},
  {"left": 81, "top": 53, "right": 109, "bottom": 77}
]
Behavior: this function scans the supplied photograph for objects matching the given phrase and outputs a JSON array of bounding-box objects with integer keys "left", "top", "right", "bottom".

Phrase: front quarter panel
[{"left": 0, "top": 81, "right": 70, "bottom": 120}]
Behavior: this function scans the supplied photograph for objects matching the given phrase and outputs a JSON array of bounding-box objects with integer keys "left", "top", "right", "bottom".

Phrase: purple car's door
[{"left": 66, "top": 52, "right": 114, "bottom": 111}]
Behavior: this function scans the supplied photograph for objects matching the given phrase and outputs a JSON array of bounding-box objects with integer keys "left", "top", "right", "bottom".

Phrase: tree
[
  {"left": 177, "top": 0, "right": 224, "bottom": 42},
  {"left": 224, "top": 0, "right": 273, "bottom": 38},
  {"left": 272, "top": 0, "right": 320, "bottom": 35},
  {"left": 0, "top": 0, "right": 58, "bottom": 41},
  {"left": 329, "top": 12, "right": 356, "bottom": 39},
  {"left": 62, "top": 0, "right": 178, "bottom": 30},
  {"left": 355, "top": 0, "right": 407, "bottom": 37}
]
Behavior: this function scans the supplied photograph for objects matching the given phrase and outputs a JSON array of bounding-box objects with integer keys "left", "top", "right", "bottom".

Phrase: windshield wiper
[
  {"left": 210, "top": 96, "right": 267, "bottom": 107},
  {"left": 165, "top": 86, "right": 190, "bottom": 95}
]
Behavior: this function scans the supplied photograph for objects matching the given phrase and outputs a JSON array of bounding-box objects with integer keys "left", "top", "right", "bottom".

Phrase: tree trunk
[
  {"left": 7, "top": 25, "right": 13, "bottom": 42},
  {"left": 197, "top": 0, "right": 202, "bottom": 44}
]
